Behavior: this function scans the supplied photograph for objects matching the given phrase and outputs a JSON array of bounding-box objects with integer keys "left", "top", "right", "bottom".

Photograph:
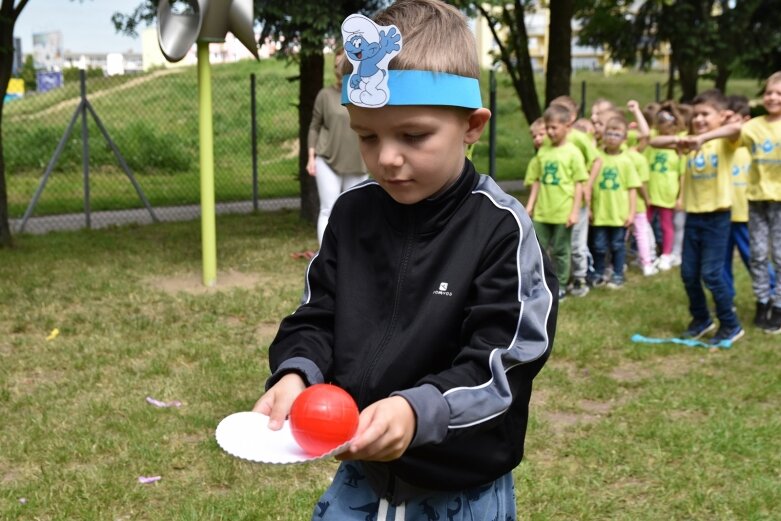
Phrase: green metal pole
[{"left": 198, "top": 42, "right": 217, "bottom": 287}]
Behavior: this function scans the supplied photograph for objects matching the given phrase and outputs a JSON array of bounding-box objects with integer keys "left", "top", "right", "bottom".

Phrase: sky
[{"left": 14, "top": 0, "right": 146, "bottom": 55}]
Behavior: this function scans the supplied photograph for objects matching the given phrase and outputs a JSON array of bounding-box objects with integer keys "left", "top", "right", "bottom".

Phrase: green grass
[
  {"left": 1, "top": 61, "right": 769, "bottom": 218},
  {"left": 1, "top": 209, "right": 779, "bottom": 520}
]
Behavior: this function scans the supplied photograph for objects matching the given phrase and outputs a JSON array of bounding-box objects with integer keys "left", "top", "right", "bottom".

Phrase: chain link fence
[{"left": 4, "top": 59, "right": 301, "bottom": 233}]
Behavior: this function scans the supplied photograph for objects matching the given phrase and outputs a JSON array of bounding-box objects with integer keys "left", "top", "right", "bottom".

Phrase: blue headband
[{"left": 342, "top": 69, "right": 482, "bottom": 109}]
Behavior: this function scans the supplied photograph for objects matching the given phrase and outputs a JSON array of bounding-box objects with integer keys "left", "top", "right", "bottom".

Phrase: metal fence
[{"left": 4, "top": 61, "right": 301, "bottom": 233}]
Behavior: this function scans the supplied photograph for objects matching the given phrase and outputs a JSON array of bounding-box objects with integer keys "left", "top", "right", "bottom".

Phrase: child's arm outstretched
[{"left": 685, "top": 121, "right": 742, "bottom": 151}]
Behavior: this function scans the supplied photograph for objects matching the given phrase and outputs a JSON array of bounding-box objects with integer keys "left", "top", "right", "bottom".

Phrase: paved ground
[{"left": 11, "top": 180, "right": 524, "bottom": 235}]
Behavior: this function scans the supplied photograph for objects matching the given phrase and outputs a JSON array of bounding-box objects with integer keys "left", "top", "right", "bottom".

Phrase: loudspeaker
[{"left": 158, "top": 0, "right": 259, "bottom": 62}]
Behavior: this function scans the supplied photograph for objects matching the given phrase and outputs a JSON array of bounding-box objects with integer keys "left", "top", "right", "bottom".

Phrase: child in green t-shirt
[
  {"left": 642, "top": 102, "right": 686, "bottom": 271},
  {"left": 587, "top": 117, "right": 640, "bottom": 288},
  {"left": 529, "top": 117, "right": 547, "bottom": 151},
  {"left": 548, "top": 96, "right": 602, "bottom": 297},
  {"left": 525, "top": 104, "right": 589, "bottom": 298}
]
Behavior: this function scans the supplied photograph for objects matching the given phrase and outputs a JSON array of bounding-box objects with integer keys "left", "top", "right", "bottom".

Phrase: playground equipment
[{"left": 157, "top": 0, "right": 258, "bottom": 286}]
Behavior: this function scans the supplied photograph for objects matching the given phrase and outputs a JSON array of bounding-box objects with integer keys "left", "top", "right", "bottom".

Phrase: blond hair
[
  {"left": 550, "top": 96, "right": 579, "bottom": 114},
  {"left": 543, "top": 104, "right": 572, "bottom": 124},
  {"left": 765, "top": 71, "right": 781, "bottom": 90},
  {"left": 372, "top": 0, "right": 479, "bottom": 78}
]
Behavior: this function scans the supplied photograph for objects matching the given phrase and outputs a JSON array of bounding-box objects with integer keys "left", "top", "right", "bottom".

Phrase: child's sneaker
[
  {"left": 682, "top": 318, "right": 716, "bottom": 339},
  {"left": 569, "top": 278, "right": 589, "bottom": 297},
  {"left": 709, "top": 325, "right": 745, "bottom": 346},
  {"left": 606, "top": 277, "right": 624, "bottom": 289},
  {"left": 763, "top": 306, "right": 781, "bottom": 334},
  {"left": 657, "top": 254, "right": 673, "bottom": 271},
  {"left": 642, "top": 264, "right": 659, "bottom": 276},
  {"left": 754, "top": 301, "right": 771, "bottom": 328},
  {"left": 588, "top": 276, "right": 607, "bottom": 288},
  {"left": 670, "top": 254, "right": 682, "bottom": 267},
  {"left": 558, "top": 288, "right": 567, "bottom": 301}
]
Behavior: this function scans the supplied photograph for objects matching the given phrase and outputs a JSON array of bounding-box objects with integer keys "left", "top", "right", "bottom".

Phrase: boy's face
[
  {"left": 545, "top": 119, "right": 569, "bottom": 146},
  {"left": 603, "top": 125, "right": 626, "bottom": 152},
  {"left": 530, "top": 125, "right": 547, "bottom": 149},
  {"left": 691, "top": 103, "right": 726, "bottom": 135},
  {"left": 347, "top": 104, "right": 488, "bottom": 205},
  {"left": 763, "top": 81, "right": 781, "bottom": 117}
]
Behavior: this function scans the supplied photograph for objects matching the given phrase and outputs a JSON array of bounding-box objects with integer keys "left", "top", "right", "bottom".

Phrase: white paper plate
[{"left": 215, "top": 411, "right": 351, "bottom": 464}]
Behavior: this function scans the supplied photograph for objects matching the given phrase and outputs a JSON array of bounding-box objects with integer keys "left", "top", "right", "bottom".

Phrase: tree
[
  {"left": 452, "top": 0, "right": 542, "bottom": 124},
  {"left": 0, "top": 0, "right": 30, "bottom": 248},
  {"left": 545, "top": 0, "right": 574, "bottom": 106},
  {"left": 115, "top": 1, "right": 382, "bottom": 224},
  {"left": 577, "top": 0, "right": 718, "bottom": 102}
]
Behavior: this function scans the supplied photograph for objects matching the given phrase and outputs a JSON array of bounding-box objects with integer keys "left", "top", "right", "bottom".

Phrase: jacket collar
[{"left": 379, "top": 159, "right": 479, "bottom": 235}]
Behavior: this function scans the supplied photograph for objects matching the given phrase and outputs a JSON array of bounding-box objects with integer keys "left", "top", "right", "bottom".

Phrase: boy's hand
[
  {"left": 252, "top": 373, "right": 306, "bottom": 430},
  {"left": 627, "top": 100, "right": 640, "bottom": 114},
  {"left": 525, "top": 203, "right": 534, "bottom": 217},
  {"left": 337, "top": 396, "right": 415, "bottom": 462},
  {"left": 624, "top": 214, "right": 635, "bottom": 227},
  {"left": 675, "top": 198, "right": 684, "bottom": 211}
]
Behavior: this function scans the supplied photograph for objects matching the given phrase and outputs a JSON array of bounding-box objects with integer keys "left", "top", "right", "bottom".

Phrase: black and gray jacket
[{"left": 266, "top": 159, "right": 557, "bottom": 494}]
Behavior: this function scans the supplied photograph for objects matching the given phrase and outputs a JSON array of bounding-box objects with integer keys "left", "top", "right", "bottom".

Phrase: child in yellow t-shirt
[
  {"left": 525, "top": 104, "right": 589, "bottom": 298},
  {"left": 686, "top": 76, "right": 781, "bottom": 333},
  {"left": 738, "top": 74, "right": 781, "bottom": 332},
  {"left": 650, "top": 89, "right": 743, "bottom": 345},
  {"left": 722, "top": 95, "right": 777, "bottom": 309},
  {"left": 587, "top": 117, "right": 640, "bottom": 288}
]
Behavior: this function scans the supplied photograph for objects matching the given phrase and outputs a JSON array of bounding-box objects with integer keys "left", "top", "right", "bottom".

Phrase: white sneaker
[
  {"left": 670, "top": 254, "right": 682, "bottom": 267},
  {"left": 657, "top": 254, "right": 672, "bottom": 271},
  {"left": 643, "top": 264, "right": 659, "bottom": 276}
]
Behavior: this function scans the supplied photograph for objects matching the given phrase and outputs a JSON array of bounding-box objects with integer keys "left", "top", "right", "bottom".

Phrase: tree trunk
[
  {"left": 505, "top": 2, "right": 541, "bottom": 123},
  {"left": 677, "top": 58, "right": 699, "bottom": 103},
  {"left": 545, "top": 0, "right": 573, "bottom": 106},
  {"left": 666, "top": 58, "right": 676, "bottom": 101},
  {"left": 0, "top": 6, "right": 15, "bottom": 248},
  {"left": 297, "top": 50, "right": 322, "bottom": 225},
  {"left": 714, "top": 62, "right": 730, "bottom": 93}
]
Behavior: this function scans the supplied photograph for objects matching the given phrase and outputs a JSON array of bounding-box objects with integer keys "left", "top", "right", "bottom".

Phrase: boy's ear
[{"left": 465, "top": 108, "right": 492, "bottom": 144}]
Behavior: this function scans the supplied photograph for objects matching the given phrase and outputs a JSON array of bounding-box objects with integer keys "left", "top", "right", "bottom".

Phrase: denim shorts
[{"left": 311, "top": 461, "right": 517, "bottom": 521}]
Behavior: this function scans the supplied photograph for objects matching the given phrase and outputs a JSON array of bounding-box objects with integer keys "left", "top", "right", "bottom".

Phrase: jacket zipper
[{"left": 358, "top": 223, "right": 414, "bottom": 406}]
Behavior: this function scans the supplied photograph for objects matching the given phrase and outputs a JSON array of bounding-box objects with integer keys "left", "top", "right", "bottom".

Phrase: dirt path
[{"left": 17, "top": 68, "right": 186, "bottom": 120}]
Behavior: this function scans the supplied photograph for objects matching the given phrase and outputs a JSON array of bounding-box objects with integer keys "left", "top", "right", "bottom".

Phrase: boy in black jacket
[{"left": 253, "top": 1, "right": 557, "bottom": 519}]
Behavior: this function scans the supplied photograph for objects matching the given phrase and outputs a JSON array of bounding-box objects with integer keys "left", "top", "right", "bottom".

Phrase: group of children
[{"left": 525, "top": 74, "right": 781, "bottom": 343}]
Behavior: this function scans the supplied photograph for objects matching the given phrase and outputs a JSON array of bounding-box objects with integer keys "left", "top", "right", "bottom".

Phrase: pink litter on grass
[
  {"left": 145, "top": 396, "right": 182, "bottom": 408},
  {"left": 19, "top": 498, "right": 27, "bottom": 505},
  {"left": 138, "top": 476, "right": 162, "bottom": 484}
]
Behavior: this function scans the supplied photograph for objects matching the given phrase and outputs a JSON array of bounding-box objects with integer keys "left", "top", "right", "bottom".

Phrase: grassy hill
[{"left": 3, "top": 59, "right": 766, "bottom": 218}]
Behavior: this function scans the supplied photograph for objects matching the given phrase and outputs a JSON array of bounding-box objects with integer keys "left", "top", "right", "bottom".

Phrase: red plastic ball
[{"left": 289, "top": 384, "right": 359, "bottom": 455}]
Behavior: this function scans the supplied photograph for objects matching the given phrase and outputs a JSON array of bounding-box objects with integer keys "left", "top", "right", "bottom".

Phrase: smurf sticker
[{"left": 341, "top": 14, "right": 402, "bottom": 108}]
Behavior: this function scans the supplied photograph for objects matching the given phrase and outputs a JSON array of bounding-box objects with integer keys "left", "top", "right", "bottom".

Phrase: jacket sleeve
[
  {"left": 264, "top": 226, "right": 339, "bottom": 390},
  {"left": 394, "top": 197, "right": 558, "bottom": 447}
]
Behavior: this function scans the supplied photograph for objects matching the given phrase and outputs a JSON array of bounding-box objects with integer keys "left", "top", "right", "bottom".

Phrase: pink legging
[
  {"left": 647, "top": 205, "right": 675, "bottom": 255},
  {"left": 632, "top": 212, "right": 655, "bottom": 267}
]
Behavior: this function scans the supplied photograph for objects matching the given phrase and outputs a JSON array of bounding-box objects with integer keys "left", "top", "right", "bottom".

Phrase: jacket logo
[{"left": 433, "top": 282, "right": 453, "bottom": 297}]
